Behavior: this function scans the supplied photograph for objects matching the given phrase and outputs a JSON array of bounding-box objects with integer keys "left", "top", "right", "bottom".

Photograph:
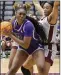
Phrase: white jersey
[
  {"left": 39, "top": 17, "right": 59, "bottom": 65},
  {"left": 39, "top": 17, "right": 58, "bottom": 43}
]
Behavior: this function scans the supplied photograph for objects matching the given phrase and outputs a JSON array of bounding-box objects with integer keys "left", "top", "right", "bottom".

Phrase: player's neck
[{"left": 16, "top": 19, "right": 24, "bottom": 26}]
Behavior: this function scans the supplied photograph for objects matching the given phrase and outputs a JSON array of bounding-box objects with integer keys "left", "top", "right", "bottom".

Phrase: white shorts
[{"left": 44, "top": 44, "right": 57, "bottom": 66}]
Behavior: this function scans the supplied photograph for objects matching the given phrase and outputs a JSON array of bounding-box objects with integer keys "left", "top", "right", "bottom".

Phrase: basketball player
[
  {"left": 21, "top": 1, "right": 60, "bottom": 75},
  {"left": 8, "top": 4, "right": 34, "bottom": 75},
  {"left": 1, "top": 36, "right": 12, "bottom": 58},
  {"left": 4, "top": 3, "right": 45, "bottom": 75}
]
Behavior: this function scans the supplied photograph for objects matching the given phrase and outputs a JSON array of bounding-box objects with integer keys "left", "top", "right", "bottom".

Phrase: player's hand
[{"left": 54, "top": 1, "right": 60, "bottom": 6}]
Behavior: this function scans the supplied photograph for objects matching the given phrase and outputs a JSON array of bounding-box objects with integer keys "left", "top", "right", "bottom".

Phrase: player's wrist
[{"left": 54, "top": 1, "right": 60, "bottom": 7}]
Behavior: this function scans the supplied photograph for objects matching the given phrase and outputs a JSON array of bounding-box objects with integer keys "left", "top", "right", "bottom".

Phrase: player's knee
[
  {"left": 38, "top": 62, "right": 44, "bottom": 68},
  {"left": 38, "top": 65, "right": 44, "bottom": 70},
  {"left": 37, "top": 63, "right": 44, "bottom": 73}
]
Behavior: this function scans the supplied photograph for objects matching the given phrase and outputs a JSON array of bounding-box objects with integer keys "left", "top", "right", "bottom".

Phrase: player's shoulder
[
  {"left": 24, "top": 19, "right": 34, "bottom": 27},
  {"left": 23, "top": 19, "right": 34, "bottom": 31}
]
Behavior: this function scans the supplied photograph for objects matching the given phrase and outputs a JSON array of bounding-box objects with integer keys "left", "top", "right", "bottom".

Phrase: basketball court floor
[{"left": 1, "top": 56, "right": 60, "bottom": 75}]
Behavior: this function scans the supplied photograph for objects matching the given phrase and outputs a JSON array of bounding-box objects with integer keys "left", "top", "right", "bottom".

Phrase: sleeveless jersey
[
  {"left": 39, "top": 17, "right": 58, "bottom": 43},
  {"left": 39, "top": 17, "right": 58, "bottom": 65}
]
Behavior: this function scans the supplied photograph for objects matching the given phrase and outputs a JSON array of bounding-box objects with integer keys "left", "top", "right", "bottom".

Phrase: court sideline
[{"left": 1, "top": 57, "right": 60, "bottom": 75}]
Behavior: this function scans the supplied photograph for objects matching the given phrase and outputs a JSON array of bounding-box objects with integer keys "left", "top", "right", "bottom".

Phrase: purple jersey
[{"left": 12, "top": 19, "right": 44, "bottom": 54}]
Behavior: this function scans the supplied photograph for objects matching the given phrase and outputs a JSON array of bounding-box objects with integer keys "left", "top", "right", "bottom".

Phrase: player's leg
[
  {"left": 43, "top": 61, "right": 51, "bottom": 75},
  {"left": 32, "top": 49, "right": 45, "bottom": 75},
  {"left": 6, "top": 50, "right": 28, "bottom": 75},
  {"left": 21, "top": 55, "right": 34, "bottom": 75},
  {"left": 23, "top": 55, "right": 34, "bottom": 70},
  {"left": 43, "top": 44, "right": 57, "bottom": 75},
  {"left": 8, "top": 41, "right": 18, "bottom": 69},
  {"left": 8, "top": 46, "right": 17, "bottom": 69}
]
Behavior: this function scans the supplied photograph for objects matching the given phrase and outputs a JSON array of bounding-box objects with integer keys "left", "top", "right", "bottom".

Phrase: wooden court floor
[{"left": 1, "top": 57, "right": 60, "bottom": 75}]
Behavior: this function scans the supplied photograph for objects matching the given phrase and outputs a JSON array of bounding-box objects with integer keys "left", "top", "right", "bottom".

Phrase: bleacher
[
  {"left": 0, "top": 1, "right": 36, "bottom": 21},
  {"left": 0, "top": 1, "right": 60, "bottom": 21}
]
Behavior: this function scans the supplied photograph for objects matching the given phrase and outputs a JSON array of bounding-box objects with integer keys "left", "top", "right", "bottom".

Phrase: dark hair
[
  {"left": 46, "top": 1, "right": 54, "bottom": 8},
  {"left": 40, "top": 1, "right": 47, "bottom": 7},
  {"left": 26, "top": 16, "right": 47, "bottom": 44}
]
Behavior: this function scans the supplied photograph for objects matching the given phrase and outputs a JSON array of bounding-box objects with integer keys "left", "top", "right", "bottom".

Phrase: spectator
[{"left": 1, "top": 36, "right": 12, "bottom": 58}]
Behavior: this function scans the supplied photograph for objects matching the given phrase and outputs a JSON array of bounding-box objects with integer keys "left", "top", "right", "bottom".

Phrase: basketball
[{"left": 1, "top": 21, "right": 12, "bottom": 35}]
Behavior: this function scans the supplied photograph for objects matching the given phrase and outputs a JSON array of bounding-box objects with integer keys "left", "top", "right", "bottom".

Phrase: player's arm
[
  {"left": 9, "top": 22, "right": 33, "bottom": 49},
  {"left": 10, "top": 34, "right": 32, "bottom": 49},
  {"left": 33, "top": 0, "right": 44, "bottom": 17},
  {"left": 48, "top": 1, "right": 60, "bottom": 25}
]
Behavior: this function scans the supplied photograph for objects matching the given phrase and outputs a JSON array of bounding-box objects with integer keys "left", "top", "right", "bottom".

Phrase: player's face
[
  {"left": 16, "top": 8, "right": 26, "bottom": 23},
  {"left": 43, "top": 3, "right": 53, "bottom": 16}
]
